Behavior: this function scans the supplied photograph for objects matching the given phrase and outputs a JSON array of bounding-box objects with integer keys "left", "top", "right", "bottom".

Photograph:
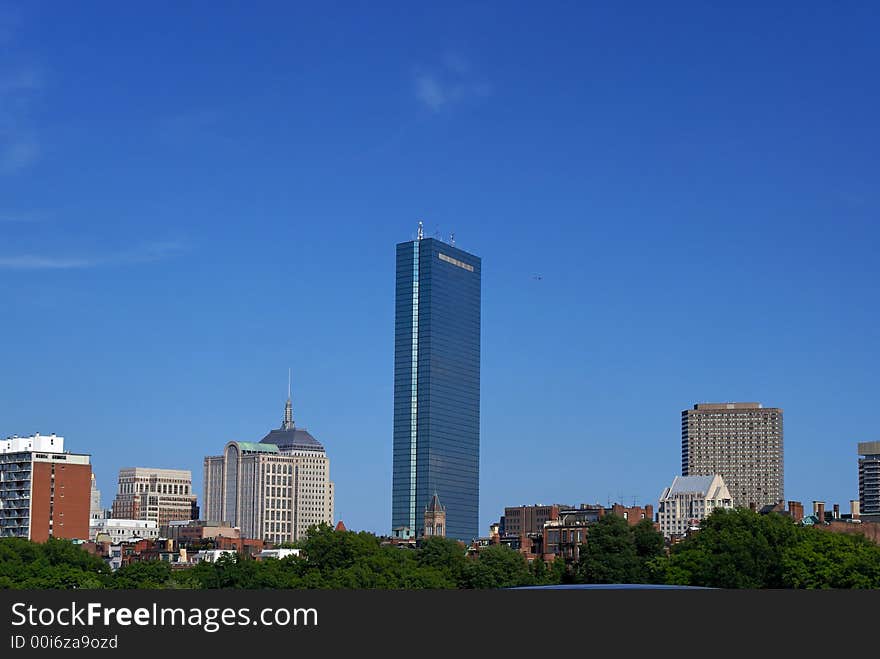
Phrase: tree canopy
[
  {"left": 576, "top": 516, "right": 663, "bottom": 584},
  {"left": 3, "top": 511, "right": 879, "bottom": 589},
  {"left": 652, "top": 508, "right": 880, "bottom": 589}
]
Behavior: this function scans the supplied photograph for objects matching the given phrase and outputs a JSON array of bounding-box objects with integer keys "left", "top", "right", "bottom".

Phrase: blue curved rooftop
[{"left": 260, "top": 427, "right": 325, "bottom": 452}]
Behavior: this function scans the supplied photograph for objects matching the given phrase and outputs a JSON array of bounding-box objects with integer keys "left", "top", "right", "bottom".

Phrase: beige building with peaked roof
[{"left": 658, "top": 474, "right": 733, "bottom": 539}]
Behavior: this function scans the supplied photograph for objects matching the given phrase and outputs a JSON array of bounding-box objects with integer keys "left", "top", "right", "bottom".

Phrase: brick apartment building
[
  {"left": 0, "top": 433, "right": 91, "bottom": 542},
  {"left": 502, "top": 504, "right": 566, "bottom": 536},
  {"left": 494, "top": 502, "right": 655, "bottom": 562}
]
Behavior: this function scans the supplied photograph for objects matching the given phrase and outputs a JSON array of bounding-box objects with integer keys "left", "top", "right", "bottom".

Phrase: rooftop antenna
[
  {"left": 417, "top": 220, "right": 424, "bottom": 240},
  {"left": 450, "top": 232, "right": 455, "bottom": 247},
  {"left": 283, "top": 368, "right": 294, "bottom": 430}
]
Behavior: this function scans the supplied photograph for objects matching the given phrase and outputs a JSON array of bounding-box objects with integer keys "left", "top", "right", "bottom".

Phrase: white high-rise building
[
  {"left": 658, "top": 474, "right": 733, "bottom": 539},
  {"left": 203, "top": 386, "right": 334, "bottom": 543},
  {"left": 0, "top": 433, "right": 92, "bottom": 542}
]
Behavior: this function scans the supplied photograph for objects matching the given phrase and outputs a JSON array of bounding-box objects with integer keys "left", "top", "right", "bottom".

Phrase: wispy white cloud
[
  {"left": 414, "top": 53, "right": 491, "bottom": 113},
  {"left": 0, "top": 255, "right": 92, "bottom": 269},
  {"left": 415, "top": 74, "right": 455, "bottom": 111},
  {"left": 0, "top": 241, "right": 186, "bottom": 270}
]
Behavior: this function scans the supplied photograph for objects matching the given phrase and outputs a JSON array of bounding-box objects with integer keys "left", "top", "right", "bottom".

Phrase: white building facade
[
  {"left": 258, "top": 548, "right": 301, "bottom": 560},
  {"left": 90, "top": 518, "right": 159, "bottom": 542},
  {"left": 658, "top": 474, "right": 733, "bottom": 539},
  {"left": 1, "top": 433, "right": 66, "bottom": 454},
  {"left": 0, "top": 433, "right": 92, "bottom": 541}
]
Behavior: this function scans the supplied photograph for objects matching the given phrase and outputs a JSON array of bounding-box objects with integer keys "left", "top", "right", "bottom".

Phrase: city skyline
[
  {"left": 2, "top": 4, "right": 878, "bottom": 536},
  {"left": 4, "top": 348, "right": 874, "bottom": 537},
  {"left": 3, "top": 225, "right": 876, "bottom": 534}
]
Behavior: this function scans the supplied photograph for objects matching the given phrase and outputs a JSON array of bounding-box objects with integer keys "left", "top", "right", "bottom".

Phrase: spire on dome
[{"left": 282, "top": 368, "right": 294, "bottom": 430}]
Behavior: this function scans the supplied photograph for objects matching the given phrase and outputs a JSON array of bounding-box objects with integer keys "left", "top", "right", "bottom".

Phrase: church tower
[{"left": 423, "top": 493, "right": 446, "bottom": 538}]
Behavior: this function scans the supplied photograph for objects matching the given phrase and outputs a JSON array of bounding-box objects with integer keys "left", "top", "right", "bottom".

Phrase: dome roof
[
  {"left": 260, "top": 427, "right": 324, "bottom": 452},
  {"left": 259, "top": 386, "right": 326, "bottom": 452}
]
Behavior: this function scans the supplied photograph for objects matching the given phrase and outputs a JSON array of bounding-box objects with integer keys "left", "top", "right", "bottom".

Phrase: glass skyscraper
[{"left": 392, "top": 232, "right": 481, "bottom": 542}]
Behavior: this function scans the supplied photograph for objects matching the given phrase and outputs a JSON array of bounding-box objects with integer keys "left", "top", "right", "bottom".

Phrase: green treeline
[{"left": 2, "top": 509, "right": 879, "bottom": 589}]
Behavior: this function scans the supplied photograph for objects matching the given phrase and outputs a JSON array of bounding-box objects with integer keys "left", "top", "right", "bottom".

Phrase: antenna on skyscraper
[
  {"left": 283, "top": 368, "right": 294, "bottom": 430},
  {"left": 450, "top": 232, "right": 455, "bottom": 246},
  {"left": 417, "top": 220, "right": 424, "bottom": 240}
]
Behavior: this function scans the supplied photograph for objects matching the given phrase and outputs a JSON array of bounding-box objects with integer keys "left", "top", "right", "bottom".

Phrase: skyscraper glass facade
[{"left": 392, "top": 237, "right": 481, "bottom": 542}]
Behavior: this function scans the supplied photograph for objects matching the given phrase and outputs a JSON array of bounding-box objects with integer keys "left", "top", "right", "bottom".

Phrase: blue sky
[{"left": 1, "top": 2, "right": 878, "bottom": 534}]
